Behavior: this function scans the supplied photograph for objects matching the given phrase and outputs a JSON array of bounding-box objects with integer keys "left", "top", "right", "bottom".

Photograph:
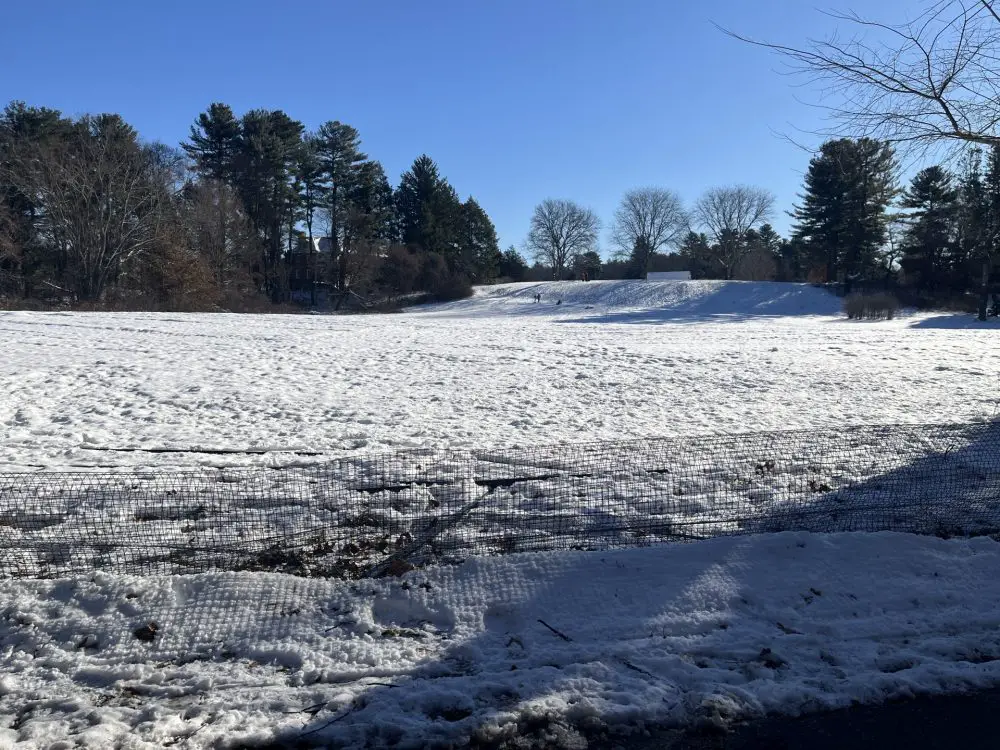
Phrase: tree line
[
  {"left": 505, "top": 185, "right": 779, "bottom": 285},
  {"left": 4, "top": 98, "right": 997, "bottom": 316},
  {"left": 517, "top": 138, "right": 1000, "bottom": 317},
  {"left": 0, "top": 100, "right": 501, "bottom": 309}
]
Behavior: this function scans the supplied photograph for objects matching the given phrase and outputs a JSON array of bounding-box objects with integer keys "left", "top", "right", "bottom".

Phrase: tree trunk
[
  {"left": 329, "top": 186, "right": 341, "bottom": 290},
  {"left": 339, "top": 244, "right": 348, "bottom": 290},
  {"left": 219, "top": 184, "right": 228, "bottom": 287},
  {"left": 306, "top": 212, "right": 316, "bottom": 307},
  {"left": 978, "top": 259, "right": 990, "bottom": 321}
]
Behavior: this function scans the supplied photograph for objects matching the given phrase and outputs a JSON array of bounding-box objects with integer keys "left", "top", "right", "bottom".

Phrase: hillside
[{"left": 421, "top": 280, "right": 844, "bottom": 320}]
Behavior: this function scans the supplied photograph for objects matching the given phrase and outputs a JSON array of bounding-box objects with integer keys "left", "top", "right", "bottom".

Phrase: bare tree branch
[{"left": 721, "top": 1, "right": 1000, "bottom": 152}]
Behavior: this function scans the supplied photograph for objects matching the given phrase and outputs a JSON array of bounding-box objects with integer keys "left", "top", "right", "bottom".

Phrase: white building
[{"left": 646, "top": 271, "right": 691, "bottom": 281}]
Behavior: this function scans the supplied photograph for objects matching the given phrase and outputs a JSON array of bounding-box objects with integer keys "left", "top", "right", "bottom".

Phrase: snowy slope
[
  {"left": 421, "top": 279, "right": 844, "bottom": 320},
  {"left": 1, "top": 532, "right": 999, "bottom": 749}
]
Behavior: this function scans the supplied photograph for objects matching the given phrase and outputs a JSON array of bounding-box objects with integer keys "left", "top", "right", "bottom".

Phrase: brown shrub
[{"left": 844, "top": 293, "right": 899, "bottom": 320}]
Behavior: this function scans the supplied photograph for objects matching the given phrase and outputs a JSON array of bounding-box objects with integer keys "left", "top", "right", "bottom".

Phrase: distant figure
[
  {"left": 556, "top": 299, "right": 562, "bottom": 306},
  {"left": 533, "top": 293, "right": 540, "bottom": 303}
]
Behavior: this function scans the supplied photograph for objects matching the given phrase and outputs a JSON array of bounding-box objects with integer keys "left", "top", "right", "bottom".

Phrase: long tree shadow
[{"left": 263, "top": 421, "right": 1000, "bottom": 747}]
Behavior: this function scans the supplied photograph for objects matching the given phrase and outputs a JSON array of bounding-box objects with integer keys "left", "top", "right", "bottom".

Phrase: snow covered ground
[
  {"left": 3, "top": 280, "right": 1000, "bottom": 747},
  {"left": 1, "top": 280, "right": 998, "bottom": 472},
  {"left": 2, "top": 533, "right": 1000, "bottom": 749}
]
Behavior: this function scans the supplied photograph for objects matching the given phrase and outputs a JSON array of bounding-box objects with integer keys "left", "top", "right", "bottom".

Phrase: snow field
[
  {"left": 1, "top": 533, "right": 1000, "bottom": 748},
  {"left": 1, "top": 280, "right": 999, "bottom": 472},
  {"left": 2, "top": 280, "right": 1000, "bottom": 746}
]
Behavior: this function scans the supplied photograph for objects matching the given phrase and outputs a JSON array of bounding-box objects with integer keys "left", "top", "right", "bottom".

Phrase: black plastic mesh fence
[{"left": 2, "top": 421, "right": 1000, "bottom": 579}]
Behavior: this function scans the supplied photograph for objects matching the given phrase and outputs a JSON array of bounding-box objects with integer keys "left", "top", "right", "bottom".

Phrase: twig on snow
[
  {"left": 298, "top": 701, "right": 361, "bottom": 738},
  {"left": 285, "top": 702, "right": 327, "bottom": 715},
  {"left": 620, "top": 658, "right": 657, "bottom": 678},
  {"left": 537, "top": 619, "right": 573, "bottom": 642}
]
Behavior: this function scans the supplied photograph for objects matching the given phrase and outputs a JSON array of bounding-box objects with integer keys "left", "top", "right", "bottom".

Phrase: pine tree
[
  {"left": 573, "top": 250, "right": 602, "bottom": 280},
  {"left": 777, "top": 237, "right": 808, "bottom": 282},
  {"left": 792, "top": 138, "right": 897, "bottom": 283},
  {"left": 183, "top": 103, "right": 241, "bottom": 183},
  {"left": 395, "top": 155, "right": 462, "bottom": 265},
  {"left": 954, "top": 149, "right": 989, "bottom": 297},
  {"left": 295, "top": 135, "right": 325, "bottom": 305},
  {"left": 677, "top": 231, "right": 720, "bottom": 279},
  {"left": 341, "top": 160, "right": 396, "bottom": 290},
  {"left": 234, "top": 109, "right": 304, "bottom": 301},
  {"left": 498, "top": 246, "right": 528, "bottom": 281},
  {"left": 315, "top": 121, "right": 366, "bottom": 290},
  {"left": 900, "top": 166, "right": 959, "bottom": 292},
  {"left": 965, "top": 145, "right": 1000, "bottom": 317},
  {"left": 457, "top": 197, "right": 501, "bottom": 282},
  {"left": 0, "top": 102, "right": 73, "bottom": 296}
]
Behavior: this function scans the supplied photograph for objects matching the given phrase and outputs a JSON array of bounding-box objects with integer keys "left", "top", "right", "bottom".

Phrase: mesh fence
[{"left": 1, "top": 421, "right": 999, "bottom": 579}]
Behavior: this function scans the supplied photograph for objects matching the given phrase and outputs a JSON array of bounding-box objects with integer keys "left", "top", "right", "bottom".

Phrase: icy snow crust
[
  {"left": 1, "top": 280, "right": 999, "bottom": 472},
  {"left": 2, "top": 534, "right": 1000, "bottom": 748}
]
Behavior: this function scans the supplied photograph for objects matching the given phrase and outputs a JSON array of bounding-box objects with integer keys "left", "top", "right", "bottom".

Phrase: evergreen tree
[
  {"left": 234, "top": 109, "right": 304, "bottom": 301},
  {"left": 295, "top": 134, "right": 325, "bottom": 305},
  {"left": 629, "top": 237, "right": 654, "bottom": 278},
  {"left": 498, "top": 246, "right": 528, "bottom": 281},
  {"left": 396, "top": 155, "right": 462, "bottom": 265},
  {"left": 341, "top": 160, "right": 396, "bottom": 290},
  {"left": 572, "top": 250, "right": 603, "bottom": 280},
  {"left": 677, "top": 231, "right": 721, "bottom": 278},
  {"left": 954, "top": 148, "right": 989, "bottom": 297},
  {"left": 457, "top": 197, "right": 501, "bottom": 282},
  {"left": 738, "top": 225, "right": 782, "bottom": 280},
  {"left": 792, "top": 138, "right": 897, "bottom": 283},
  {"left": 777, "top": 237, "right": 807, "bottom": 282},
  {"left": 0, "top": 102, "right": 73, "bottom": 296},
  {"left": 755, "top": 224, "right": 782, "bottom": 256},
  {"left": 183, "top": 103, "right": 247, "bottom": 299},
  {"left": 899, "top": 166, "right": 959, "bottom": 292},
  {"left": 346, "top": 160, "right": 396, "bottom": 241},
  {"left": 315, "top": 121, "right": 366, "bottom": 289},
  {"left": 979, "top": 145, "right": 1000, "bottom": 317},
  {"left": 183, "top": 103, "right": 241, "bottom": 183}
]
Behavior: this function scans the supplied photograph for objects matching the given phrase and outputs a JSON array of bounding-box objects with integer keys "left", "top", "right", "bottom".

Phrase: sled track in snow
[{"left": 1, "top": 422, "right": 999, "bottom": 578}]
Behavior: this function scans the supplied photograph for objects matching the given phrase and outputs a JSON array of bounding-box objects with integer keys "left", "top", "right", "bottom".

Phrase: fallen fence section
[{"left": 1, "top": 422, "right": 999, "bottom": 579}]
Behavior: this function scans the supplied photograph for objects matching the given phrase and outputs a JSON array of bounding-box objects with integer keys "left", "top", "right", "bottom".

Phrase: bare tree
[
  {"left": 9, "top": 115, "right": 165, "bottom": 301},
  {"left": 724, "top": 1, "right": 1000, "bottom": 151},
  {"left": 694, "top": 186, "right": 775, "bottom": 279},
  {"left": 610, "top": 188, "right": 689, "bottom": 274},
  {"left": 0, "top": 203, "right": 21, "bottom": 297},
  {"left": 526, "top": 199, "right": 600, "bottom": 279}
]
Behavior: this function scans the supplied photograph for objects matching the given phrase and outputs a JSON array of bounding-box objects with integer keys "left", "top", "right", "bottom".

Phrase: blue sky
[{"left": 3, "top": 0, "right": 914, "bottom": 254}]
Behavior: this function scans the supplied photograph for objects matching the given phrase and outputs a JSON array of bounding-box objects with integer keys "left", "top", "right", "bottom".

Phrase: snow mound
[{"left": 420, "top": 280, "right": 843, "bottom": 321}]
